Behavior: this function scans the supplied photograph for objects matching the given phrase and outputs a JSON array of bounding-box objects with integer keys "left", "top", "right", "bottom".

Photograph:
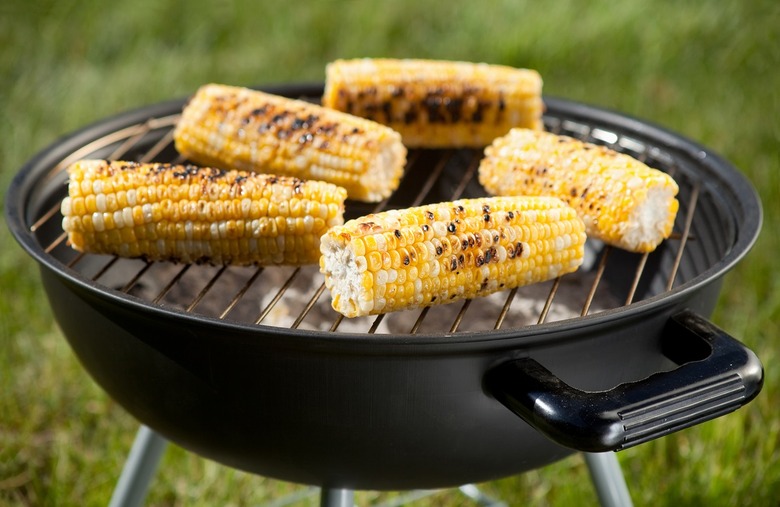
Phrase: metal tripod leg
[
  {"left": 319, "top": 488, "right": 355, "bottom": 507},
  {"left": 108, "top": 425, "right": 168, "bottom": 507},
  {"left": 583, "top": 452, "right": 633, "bottom": 507}
]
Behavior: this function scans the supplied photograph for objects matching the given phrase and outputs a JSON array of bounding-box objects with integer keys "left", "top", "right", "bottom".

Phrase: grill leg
[
  {"left": 319, "top": 488, "right": 354, "bottom": 507},
  {"left": 108, "top": 425, "right": 168, "bottom": 507},
  {"left": 583, "top": 452, "right": 633, "bottom": 507}
]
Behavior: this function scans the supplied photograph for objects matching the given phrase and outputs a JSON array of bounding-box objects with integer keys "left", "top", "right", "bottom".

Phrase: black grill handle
[{"left": 485, "top": 310, "right": 763, "bottom": 452}]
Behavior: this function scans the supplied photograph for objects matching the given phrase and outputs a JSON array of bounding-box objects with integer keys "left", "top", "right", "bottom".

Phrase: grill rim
[{"left": 5, "top": 83, "right": 763, "bottom": 350}]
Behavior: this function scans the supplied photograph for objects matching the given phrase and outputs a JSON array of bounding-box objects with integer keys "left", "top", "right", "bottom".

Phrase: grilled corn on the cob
[
  {"left": 174, "top": 84, "right": 407, "bottom": 203},
  {"left": 322, "top": 58, "right": 544, "bottom": 148},
  {"left": 479, "top": 128, "right": 679, "bottom": 253},
  {"left": 320, "top": 196, "right": 585, "bottom": 318},
  {"left": 61, "top": 159, "right": 347, "bottom": 265}
]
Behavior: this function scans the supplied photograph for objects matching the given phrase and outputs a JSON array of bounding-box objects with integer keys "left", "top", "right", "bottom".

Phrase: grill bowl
[{"left": 6, "top": 84, "right": 763, "bottom": 490}]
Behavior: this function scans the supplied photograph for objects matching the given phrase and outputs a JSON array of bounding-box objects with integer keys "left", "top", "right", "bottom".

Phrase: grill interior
[{"left": 25, "top": 90, "right": 731, "bottom": 336}]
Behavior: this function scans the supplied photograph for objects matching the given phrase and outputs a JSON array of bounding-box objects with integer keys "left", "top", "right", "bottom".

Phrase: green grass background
[{"left": 1, "top": 0, "right": 778, "bottom": 505}]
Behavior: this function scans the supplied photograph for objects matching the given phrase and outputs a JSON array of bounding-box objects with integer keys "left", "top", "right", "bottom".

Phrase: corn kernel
[{"left": 320, "top": 195, "right": 586, "bottom": 317}]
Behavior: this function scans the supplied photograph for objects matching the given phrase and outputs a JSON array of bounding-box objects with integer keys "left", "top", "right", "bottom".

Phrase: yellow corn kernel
[
  {"left": 173, "top": 83, "right": 407, "bottom": 202},
  {"left": 60, "top": 159, "right": 347, "bottom": 265},
  {"left": 319, "top": 195, "right": 585, "bottom": 318},
  {"left": 323, "top": 58, "right": 544, "bottom": 148},
  {"left": 478, "top": 128, "right": 680, "bottom": 253}
]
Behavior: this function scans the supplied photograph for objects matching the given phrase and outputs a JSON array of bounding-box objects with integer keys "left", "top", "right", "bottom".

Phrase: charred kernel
[
  {"left": 63, "top": 160, "right": 347, "bottom": 265},
  {"left": 422, "top": 224, "right": 430, "bottom": 232},
  {"left": 175, "top": 84, "right": 406, "bottom": 203},
  {"left": 323, "top": 59, "right": 542, "bottom": 148},
  {"left": 319, "top": 195, "right": 585, "bottom": 317},
  {"left": 394, "top": 229, "right": 402, "bottom": 238},
  {"left": 426, "top": 211, "right": 434, "bottom": 221},
  {"left": 482, "top": 204, "right": 490, "bottom": 213},
  {"left": 447, "top": 222, "right": 457, "bottom": 233},
  {"left": 479, "top": 128, "right": 679, "bottom": 252},
  {"left": 484, "top": 214, "right": 491, "bottom": 222}
]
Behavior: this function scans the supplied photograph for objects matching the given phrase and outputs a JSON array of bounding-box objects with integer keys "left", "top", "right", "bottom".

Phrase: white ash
[{"left": 123, "top": 241, "right": 617, "bottom": 335}]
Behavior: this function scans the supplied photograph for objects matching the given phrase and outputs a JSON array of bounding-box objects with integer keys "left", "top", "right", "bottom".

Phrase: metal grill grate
[{"left": 28, "top": 91, "right": 704, "bottom": 336}]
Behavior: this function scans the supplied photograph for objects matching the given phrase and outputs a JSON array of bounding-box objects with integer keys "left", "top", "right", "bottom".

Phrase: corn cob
[
  {"left": 319, "top": 196, "right": 585, "bottom": 318},
  {"left": 173, "top": 84, "right": 407, "bottom": 203},
  {"left": 478, "top": 128, "right": 679, "bottom": 253},
  {"left": 322, "top": 58, "right": 544, "bottom": 148},
  {"left": 60, "top": 159, "right": 347, "bottom": 265}
]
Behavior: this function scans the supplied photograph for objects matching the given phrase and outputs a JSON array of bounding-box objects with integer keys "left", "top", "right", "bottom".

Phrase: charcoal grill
[{"left": 6, "top": 83, "right": 763, "bottom": 506}]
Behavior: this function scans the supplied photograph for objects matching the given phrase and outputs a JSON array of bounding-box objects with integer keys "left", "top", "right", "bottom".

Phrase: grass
[{"left": 1, "top": 0, "right": 778, "bottom": 505}]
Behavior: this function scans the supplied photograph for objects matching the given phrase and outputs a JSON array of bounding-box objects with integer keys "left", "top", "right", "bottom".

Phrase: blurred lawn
[{"left": 1, "top": 0, "right": 778, "bottom": 505}]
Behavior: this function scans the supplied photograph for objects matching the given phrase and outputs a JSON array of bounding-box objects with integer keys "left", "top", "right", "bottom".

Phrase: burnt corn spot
[
  {"left": 404, "top": 107, "right": 419, "bottom": 124},
  {"left": 290, "top": 118, "right": 306, "bottom": 130},
  {"left": 271, "top": 112, "right": 289, "bottom": 124},
  {"left": 424, "top": 94, "right": 445, "bottom": 123},
  {"left": 394, "top": 229, "right": 402, "bottom": 238},
  {"left": 446, "top": 97, "right": 463, "bottom": 122},
  {"left": 382, "top": 102, "right": 392, "bottom": 122},
  {"left": 447, "top": 222, "right": 457, "bottom": 233}
]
